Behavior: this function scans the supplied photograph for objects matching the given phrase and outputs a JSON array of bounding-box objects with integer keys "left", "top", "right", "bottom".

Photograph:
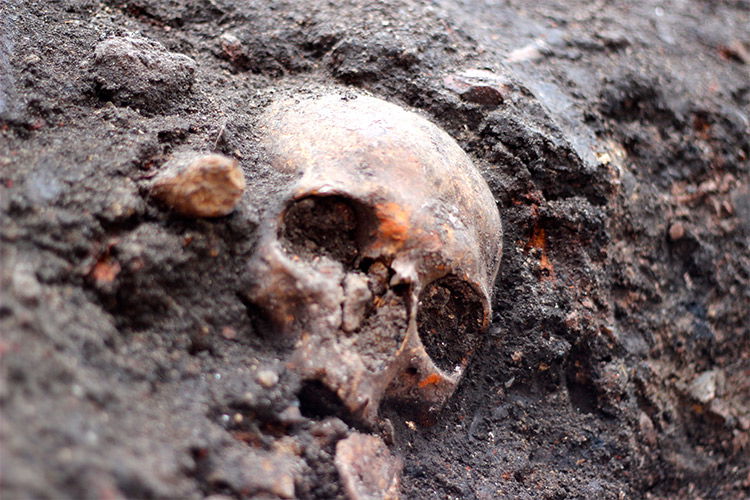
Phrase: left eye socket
[{"left": 416, "top": 276, "right": 486, "bottom": 372}]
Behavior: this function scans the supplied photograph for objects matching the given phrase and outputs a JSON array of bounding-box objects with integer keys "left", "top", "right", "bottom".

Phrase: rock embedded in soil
[
  {"left": 669, "top": 221, "right": 685, "bottom": 241},
  {"left": 151, "top": 152, "right": 245, "bottom": 217},
  {"left": 443, "top": 69, "right": 510, "bottom": 106},
  {"left": 688, "top": 369, "right": 725, "bottom": 404},
  {"left": 92, "top": 34, "right": 197, "bottom": 110}
]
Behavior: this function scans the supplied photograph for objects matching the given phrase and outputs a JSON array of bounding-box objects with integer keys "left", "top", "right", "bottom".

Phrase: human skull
[{"left": 247, "top": 92, "right": 502, "bottom": 425}]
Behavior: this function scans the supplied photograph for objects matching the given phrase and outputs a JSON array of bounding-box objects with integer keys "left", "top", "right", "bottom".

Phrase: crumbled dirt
[{"left": 1, "top": 0, "right": 748, "bottom": 499}]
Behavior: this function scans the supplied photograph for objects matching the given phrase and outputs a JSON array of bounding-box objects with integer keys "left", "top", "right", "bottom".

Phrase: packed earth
[{"left": 1, "top": 0, "right": 748, "bottom": 499}]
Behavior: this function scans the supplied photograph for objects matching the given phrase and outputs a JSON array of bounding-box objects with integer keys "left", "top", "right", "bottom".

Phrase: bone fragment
[
  {"left": 335, "top": 433, "right": 402, "bottom": 500},
  {"left": 342, "top": 273, "right": 373, "bottom": 332}
]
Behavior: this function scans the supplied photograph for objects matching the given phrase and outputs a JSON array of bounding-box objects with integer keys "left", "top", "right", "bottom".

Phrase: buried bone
[
  {"left": 336, "top": 433, "right": 402, "bottom": 500},
  {"left": 247, "top": 91, "right": 502, "bottom": 425}
]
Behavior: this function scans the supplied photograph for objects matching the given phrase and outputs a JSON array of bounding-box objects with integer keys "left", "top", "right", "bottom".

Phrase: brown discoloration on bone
[
  {"left": 374, "top": 202, "right": 411, "bottom": 251},
  {"left": 246, "top": 91, "right": 502, "bottom": 426}
]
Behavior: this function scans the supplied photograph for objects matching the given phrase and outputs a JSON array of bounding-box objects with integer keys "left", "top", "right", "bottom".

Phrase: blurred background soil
[{"left": 1, "top": 0, "right": 748, "bottom": 498}]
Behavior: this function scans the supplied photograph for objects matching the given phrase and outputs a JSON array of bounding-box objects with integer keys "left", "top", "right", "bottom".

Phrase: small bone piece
[
  {"left": 335, "top": 433, "right": 402, "bottom": 500},
  {"left": 151, "top": 152, "right": 245, "bottom": 217},
  {"left": 342, "top": 273, "right": 373, "bottom": 332}
]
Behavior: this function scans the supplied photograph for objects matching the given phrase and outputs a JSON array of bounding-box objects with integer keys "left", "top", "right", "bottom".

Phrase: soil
[
  {"left": 418, "top": 276, "right": 484, "bottom": 372},
  {"left": 281, "top": 196, "right": 360, "bottom": 266},
  {"left": 1, "top": 0, "right": 748, "bottom": 499}
]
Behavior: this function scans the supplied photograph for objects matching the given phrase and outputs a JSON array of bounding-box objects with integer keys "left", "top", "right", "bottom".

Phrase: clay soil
[{"left": 1, "top": 0, "right": 749, "bottom": 498}]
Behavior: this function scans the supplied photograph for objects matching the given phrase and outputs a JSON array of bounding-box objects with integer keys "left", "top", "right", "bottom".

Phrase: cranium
[{"left": 248, "top": 92, "right": 502, "bottom": 426}]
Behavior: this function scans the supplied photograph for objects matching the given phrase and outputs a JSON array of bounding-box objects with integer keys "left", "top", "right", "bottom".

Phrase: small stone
[
  {"left": 335, "top": 433, "right": 402, "bottom": 500},
  {"left": 443, "top": 69, "right": 510, "bottom": 107},
  {"left": 100, "top": 179, "right": 145, "bottom": 223},
  {"left": 221, "top": 326, "right": 237, "bottom": 340},
  {"left": 92, "top": 34, "right": 196, "bottom": 110},
  {"left": 669, "top": 221, "right": 685, "bottom": 241},
  {"left": 278, "top": 405, "right": 306, "bottom": 425},
  {"left": 240, "top": 391, "right": 256, "bottom": 405},
  {"left": 256, "top": 369, "right": 279, "bottom": 388},
  {"left": 506, "top": 41, "right": 548, "bottom": 63},
  {"left": 688, "top": 370, "right": 724, "bottom": 404},
  {"left": 638, "top": 412, "right": 657, "bottom": 446},
  {"left": 151, "top": 152, "right": 245, "bottom": 217},
  {"left": 208, "top": 447, "right": 300, "bottom": 499},
  {"left": 11, "top": 261, "right": 42, "bottom": 305},
  {"left": 708, "top": 398, "right": 733, "bottom": 423}
]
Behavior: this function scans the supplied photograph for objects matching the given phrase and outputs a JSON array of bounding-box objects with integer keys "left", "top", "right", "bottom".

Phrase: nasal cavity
[{"left": 280, "top": 195, "right": 371, "bottom": 267}]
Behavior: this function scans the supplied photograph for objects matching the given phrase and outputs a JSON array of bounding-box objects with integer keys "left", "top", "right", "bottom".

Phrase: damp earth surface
[{"left": 1, "top": 0, "right": 749, "bottom": 499}]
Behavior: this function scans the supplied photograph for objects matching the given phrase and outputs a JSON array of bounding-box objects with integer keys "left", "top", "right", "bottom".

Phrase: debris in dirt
[
  {"left": 506, "top": 41, "right": 549, "bottom": 63},
  {"left": 220, "top": 326, "right": 237, "bottom": 340},
  {"left": 92, "top": 34, "right": 196, "bottom": 110},
  {"left": 10, "top": 261, "right": 42, "bottom": 305},
  {"left": 526, "top": 224, "right": 555, "bottom": 279},
  {"left": 151, "top": 152, "right": 245, "bottom": 218},
  {"left": 443, "top": 69, "right": 510, "bottom": 106},
  {"left": 256, "top": 369, "right": 279, "bottom": 388},
  {"left": 342, "top": 273, "right": 373, "bottom": 333},
  {"left": 100, "top": 179, "right": 145, "bottom": 223},
  {"left": 203, "top": 445, "right": 302, "bottom": 499},
  {"left": 638, "top": 412, "right": 658, "bottom": 446},
  {"left": 335, "top": 433, "right": 402, "bottom": 500},
  {"left": 687, "top": 369, "right": 725, "bottom": 404},
  {"left": 510, "top": 350, "right": 523, "bottom": 364},
  {"left": 90, "top": 255, "right": 121, "bottom": 286},
  {"left": 668, "top": 221, "right": 685, "bottom": 241},
  {"left": 24, "top": 168, "right": 64, "bottom": 205},
  {"left": 719, "top": 40, "right": 750, "bottom": 64},
  {"left": 249, "top": 92, "right": 502, "bottom": 425}
]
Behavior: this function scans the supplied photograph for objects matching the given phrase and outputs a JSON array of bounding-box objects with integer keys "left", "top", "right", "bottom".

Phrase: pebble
[
  {"left": 256, "top": 369, "right": 279, "bottom": 388},
  {"left": 151, "top": 152, "right": 245, "bottom": 217},
  {"left": 221, "top": 326, "right": 237, "bottom": 340},
  {"left": 443, "top": 69, "right": 510, "bottom": 107},
  {"left": 92, "top": 34, "right": 196, "bottom": 110},
  {"left": 688, "top": 370, "right": 724, "bottom": 404},
  {"left": 669, "top": 221, "right": 685, "bottom": 241}
]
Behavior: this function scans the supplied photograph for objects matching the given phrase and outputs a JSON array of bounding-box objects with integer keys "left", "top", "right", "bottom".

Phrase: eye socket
[
  {"left": 417, "top": 276, "right": 486, "bottom": 372},
  {"left": 280, "top": 195, "right": 371, "bottom": 267}
]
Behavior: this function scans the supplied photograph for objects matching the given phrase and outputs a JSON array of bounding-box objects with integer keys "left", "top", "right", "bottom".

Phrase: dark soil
[
  {"left": 1, "top": 0, "right": 748, "bottom": 499},
  {"left": 281, "top": 196, "right": 361, "bottom": 266},
  {"left": 418, "top": 276, "right": 484, "bottom": 372}
]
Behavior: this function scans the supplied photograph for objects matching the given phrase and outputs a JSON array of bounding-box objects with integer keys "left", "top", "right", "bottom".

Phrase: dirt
[
  {"left": 418, "top": 276, "right": 484, "bottom": 372},
  {"left": 281, "top": 196, "right": 361, "bottom": 266},
  {"left": 1, "top": 0, "right": 748, "bottom": 499}
]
